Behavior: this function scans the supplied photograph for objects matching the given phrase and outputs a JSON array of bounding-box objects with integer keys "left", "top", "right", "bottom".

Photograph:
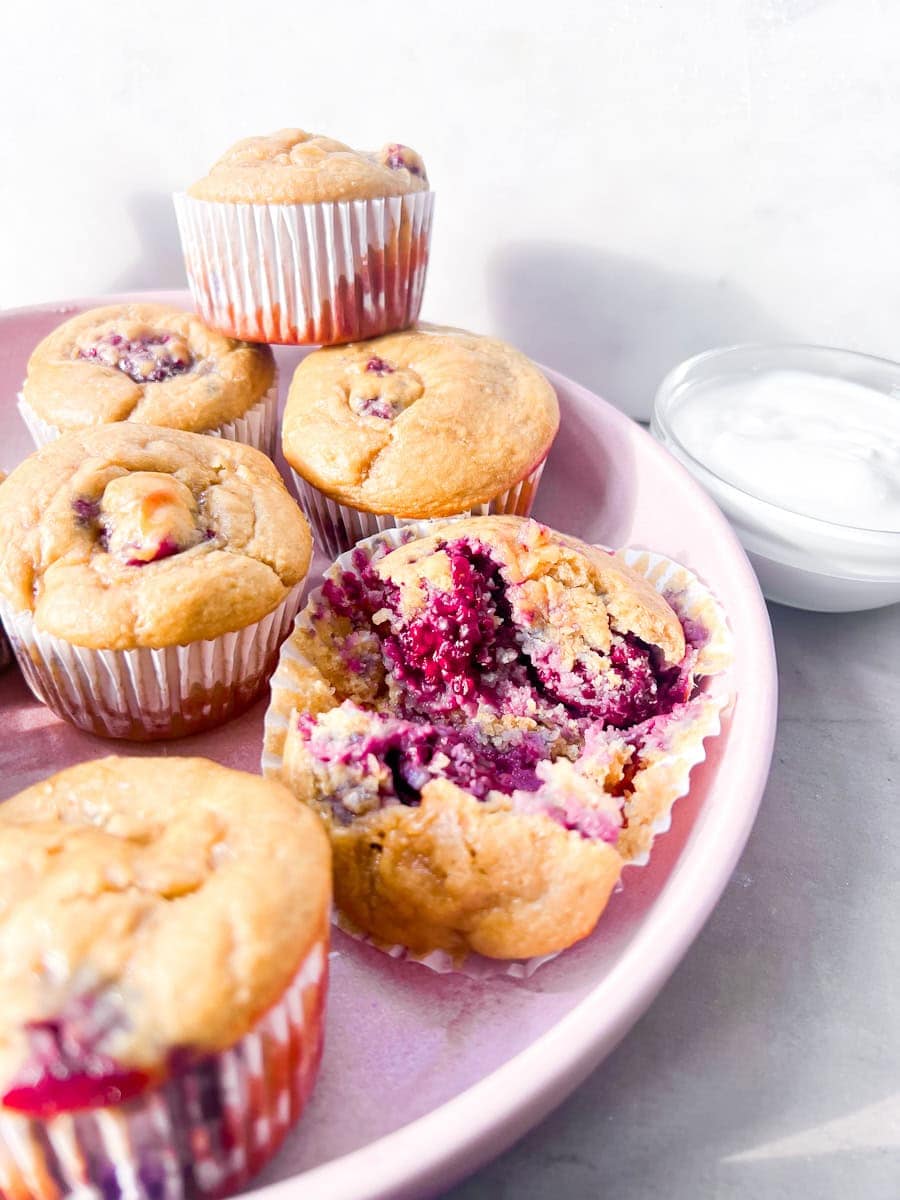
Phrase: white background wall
[{"left": 4, "top": 0, "right": 899, "bottom": 418}]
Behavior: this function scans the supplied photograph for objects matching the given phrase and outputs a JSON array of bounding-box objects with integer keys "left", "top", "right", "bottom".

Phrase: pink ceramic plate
[{"left": 0, "top": 293, "right": 777, "bottom": 1200}]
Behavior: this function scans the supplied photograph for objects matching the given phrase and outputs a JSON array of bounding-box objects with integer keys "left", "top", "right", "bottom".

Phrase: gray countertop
[{"left": 448, "top": 601, "right": 900, "bottom": 1200}]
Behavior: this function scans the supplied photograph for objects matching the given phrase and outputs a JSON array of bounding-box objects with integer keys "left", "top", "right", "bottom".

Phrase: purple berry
[
  {"left": 125, "top": 536, "right": 180, "bottom": 567},
  {"left": 71, "top": 497, "right": 100, "bottom": 526},
  {"left": 1, "top": 992, "right": 150, "bottom": 1118},
  {"left": 77, "top": 332, "right": 192, "bottom": 384}
]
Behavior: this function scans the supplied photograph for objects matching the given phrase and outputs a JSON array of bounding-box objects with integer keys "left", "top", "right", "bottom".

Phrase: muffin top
[
  {"left": 0, "top": 757, "right": 330, "bottom": 1113},
  {"left": 282, "top": 325, "right": 560, "bottom": 516},
  {"left": 187, "top": 128, "right": 428, "bottom": 205},
  {"left": 0, "top": 424, "right": 312, "bottom": 649},
  {"left": 22, "top": 303, "right": 275, "bottom": 434},
  {"left": 267, "top": 516, "right": 715, "bottom": 959}
]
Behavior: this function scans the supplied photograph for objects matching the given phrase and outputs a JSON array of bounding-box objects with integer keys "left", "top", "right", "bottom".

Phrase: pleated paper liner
[
  {"left": 289, "top": 456, "right": 548, "bottom": 560},
  {"left": 263, "top": 523, "right": 734, "bottom": 979},
  {"left": 173, "top": 191, "right": 434, "bottom": 346},
  {"left": 0, "top": 582, "right": 303, "bottom": 741},
  {"left": 0, "top": 938, "right": 328, "bottom": 1200},
  {"left": 17, "top": 374, "right": 280, "bottom": 459}
]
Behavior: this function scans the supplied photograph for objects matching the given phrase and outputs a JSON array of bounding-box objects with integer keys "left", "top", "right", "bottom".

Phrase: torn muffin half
[{"left": 264, "top": 515, "right": 731, "bottom": 963}]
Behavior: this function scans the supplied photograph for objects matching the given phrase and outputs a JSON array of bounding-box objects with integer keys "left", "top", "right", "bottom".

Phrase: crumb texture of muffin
[
  {"left": 0, "top": 756, "right": 331, "bottom": 1111},
  {"left": 187, "top": 128, "right": 429, "bottom": 205},
  {"left": 22, "top": 302, "right": 274, "bottom": 436},
  {"left": 282, "top": 324, "right": 560, "bottom": 517},
  {"left": 0, "top": 424, "right": 311, "bottom": 649},
  {"left": 267, "top": 516, "right": 726, "bottom": 961}
]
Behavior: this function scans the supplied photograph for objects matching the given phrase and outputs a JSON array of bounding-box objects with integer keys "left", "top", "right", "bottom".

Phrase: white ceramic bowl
[{"left": 652, "top": 344, "right": 900, "bottom": 612}]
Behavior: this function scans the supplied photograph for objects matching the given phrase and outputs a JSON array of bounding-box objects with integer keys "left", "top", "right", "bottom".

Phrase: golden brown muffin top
[
  {"left": 0, "top": 424, "right": 312, "bottom": 649},
  {"left": 282, "top": 326, "right": 560, "bottom": 516},
  {"left": 23, "top": 304, "right": 275, "bottom": 434},
  {"left": 0, "top": 757, "right": 330, "bottom": 1095},
  {"left": 187, "top": 128, "right": 428, "bottom": 204}
]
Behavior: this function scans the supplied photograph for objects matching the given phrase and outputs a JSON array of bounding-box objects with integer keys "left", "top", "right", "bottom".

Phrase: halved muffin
[{"left": 265, "top": 516, "right": 731, "bottom": 963}]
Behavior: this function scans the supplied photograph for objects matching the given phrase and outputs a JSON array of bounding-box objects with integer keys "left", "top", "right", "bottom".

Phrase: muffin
[
  {"left": 282, "top": 324, "right": 560, "bottom": 557},
  {"left": 0, "top": 424, "right": 312, "bottom": 739},
  {"left": 174, "top": 128, "right": 433, "bottom": 345},
  {"left": 263, "top": 516, "right": 732, "bottom": 964},
  {"left": 18, "top": 302, "right": 279, "bottom": 456},
  {"left": 0, "top": 756, "right": 331, "bottom": 1200}
]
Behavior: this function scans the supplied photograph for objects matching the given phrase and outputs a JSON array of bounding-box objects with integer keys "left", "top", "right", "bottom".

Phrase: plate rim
[{"left": 0, "top": 291, "right": 778, "bottom": 1200}]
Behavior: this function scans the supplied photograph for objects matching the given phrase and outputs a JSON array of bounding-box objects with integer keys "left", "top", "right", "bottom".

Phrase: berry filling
[
  {"left": 382, "top": 143, "right": 425, "bottom": 177},
  {"left": 2, "top": 993, "right": 150, "bottom": 1117},
  {"left": 378, "top": 544, "right": 523, "bottom": 717},
  {"left": 356, "top": 396, "right": 399, "bottom": 420},
  {"left": 71, "top": 496, "right": 100, "bottom": 526},
  {"left": 348, "top": 359, "right": 421, "bottom": 422},
  {"left": 124, "top": 535, "right": 180, "bottom": 568},
  {"left": 529, "top": 636, "right": 695, "bottom": 727},
  {"left": 304, "top": 537, "right": 701, "bottom": 840},
  {"left": 300, "top": 708, "right": 545, "bottom": 816},
  {"left": 71, "top": 474, "right": 206, "bottom": 566},
  {"left": 76, "top": 331, "right": 193, "bottom": 384}
]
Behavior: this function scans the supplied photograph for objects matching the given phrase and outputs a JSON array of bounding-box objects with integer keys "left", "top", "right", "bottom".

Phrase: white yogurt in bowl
[{"left": 652, "top": 346, "right": 900, "bottom": 611}]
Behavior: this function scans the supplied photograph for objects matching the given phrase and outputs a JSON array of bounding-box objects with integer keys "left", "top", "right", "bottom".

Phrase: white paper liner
[
  {"left": 0, "top": 939, "right": 327, "bottom": 1200},
  {"left": 17, "top": 374, "right": 280, "bottom": 458},
  {"left": 15, "top": 393, "right": 59, "bottom": 449},
  {"left": 614, "top": 545, "right": 735, "bottom": 867},
  {"left": 0, "top": 582, "right": 303, "bottom": 741},
  {"left": 263, "top": 525, "right": 733, "bottom": 979},
  {"left": 290, "top": 457, "right": 548, "bottom": 560},
  {"left": 173, "top": 191, "right": 434, "bottom": 346}
]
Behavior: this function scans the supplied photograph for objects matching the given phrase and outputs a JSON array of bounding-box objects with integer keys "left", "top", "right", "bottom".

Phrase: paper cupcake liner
[
  {"left": 15, "top": 395, "right": 60, "bottom": 450},
  {"left": 614, "top": 545, "right": 735, "bottom": 867},
  {"left": 199, "top": 375, "right": 280, "bottom": 458},
  {"left": 0, "top": 939, "right": 327, "bottom": 1200},
  {"left": 173, "top": 191, "right": 434, "bottom": 346},
  {"left": 0, "top": 583, "right": 303, "bottom": 741},
  {"left": 262, "top": 526, "right": 733, "bottom": 978},
  {"left": 289, "top": 456, "right": 548, "bottom": 560},
  {"left": 16, "top": 374, "right": 280, "bottom": 458}
]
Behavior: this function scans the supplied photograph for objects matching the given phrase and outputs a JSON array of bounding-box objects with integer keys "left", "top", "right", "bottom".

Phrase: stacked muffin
[{"left": 0, "top": 124, "right": 733, "bottom": 1198}]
